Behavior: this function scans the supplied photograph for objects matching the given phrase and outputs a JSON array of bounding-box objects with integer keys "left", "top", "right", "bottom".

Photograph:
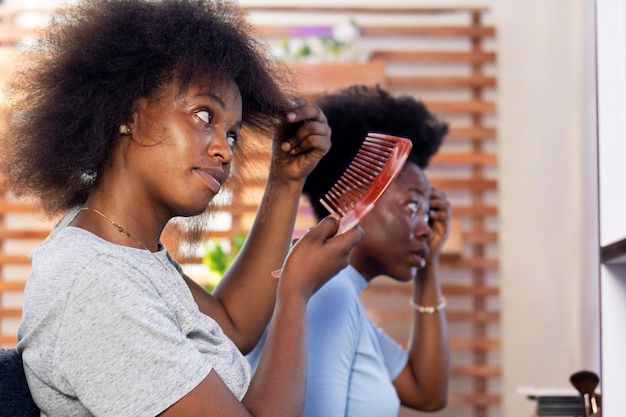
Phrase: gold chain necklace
[{"left": 80, "top": 207, "right": 168, "bottom": 271}]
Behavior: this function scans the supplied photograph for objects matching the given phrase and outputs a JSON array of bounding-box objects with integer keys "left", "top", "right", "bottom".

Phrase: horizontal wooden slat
[
  {"left": 0, "top": 200, "right": 43, "bottom": 213},
  {"left": 462, "top": 231, "right": 498, "bottom": 244},
  {"left": 0, "top": 281, "right": 26, "bottom": 291},
  {"left": 393, "top": 336, "right": 500, "bottom": 352},
  {"left": 0, "top": 334, "right": 18, "bottom": 346},
  {"left": 425, "top": 100, "right": 496, "bottom": 114},
  {"left": 449, "top": 393, "right": 501, "bottom": 406},
  {"left": 388, "top": 75, "right": 496, "bottom": 89},
  {"left": 451, "top": 365, "right": 502, "bottom": 378},
  {"left": 362, "top": 26, "right": 496, "bottom": 38},
  {"left": 0, "top": 229, "right": 49, "bottom": 239},
  {"left": 431, "top": 152, "right": 497, "bottom": 165},
  {"left": 363, "top": 281, "right": 499, "bottom": 296},
  {"left": 0, "top": 254, "right": 30, "bottom": 265},
  {"left": 365, "top": 308, "right": 499, "bottom": 324},
  {"left": 0, "top": 6, "right": 58, "bottom": 17},
  {"left": 0, "top": 308, "right": 22, "bottom": 318},
  {"left": 450, "top": 337, "right": 500, "bottom": 351},
  {"left": 289, "top": 61, "right": 387, "bottom": 94},
  {"left": 244, "top": 6, "right": 490, "bottom": 14},
  {"left": 443, "top": 284, "right": 499, "bottom": 296},
  {"left": 451, "top": 205, "right": 498, "bottom": 217},
  {"left": 371, "top": 50, "right": 496, "bottom": 64},
  {"left": 447, "top": 126, "right": 497, "bottom": 140},
  {"left": 0, "top": 27, "right": 44, "bottom": 44},
  {"left": 444, "top": 257, "right": 499, "bottom": 270},
  {"left": 445, "top": 309, "right": 500, "bottom": 323},
  {"left": 430, "top": 178, "right": 497, "bottom": 191}
]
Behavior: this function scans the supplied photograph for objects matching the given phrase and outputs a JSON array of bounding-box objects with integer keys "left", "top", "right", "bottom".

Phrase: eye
[
  {"left": 196, "top": 110, "right": 212, "bottom": 125},
  {"left": 227, "top": 133, "right": 237, "bottom": 149},
  {"left": 407, "top": 199, "right": 431, "bottom": 224},
  {"left": 407, "top": 200, "right": 419, "bottom": 218}
]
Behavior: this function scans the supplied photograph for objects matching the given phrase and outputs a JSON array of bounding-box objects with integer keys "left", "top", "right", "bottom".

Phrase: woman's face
[
  {"left": 349, "top": 161, "right": 433, "bottom": 281},
  {"left": 126, "top": 76, "right": 242, "bottom": 218}
]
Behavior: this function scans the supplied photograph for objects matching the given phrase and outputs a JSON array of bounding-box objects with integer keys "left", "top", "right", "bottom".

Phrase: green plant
[{"left": 200, "top": 233, "right": 245, "bottom": 293}]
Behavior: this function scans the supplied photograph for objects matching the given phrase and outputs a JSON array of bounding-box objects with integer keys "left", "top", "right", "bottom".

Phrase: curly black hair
[
  {"left": 303, "top": 85, "right": 449, "bottom": 220},
  {"left": 0, "top": 0, "right": 291, "bottom": 216}
]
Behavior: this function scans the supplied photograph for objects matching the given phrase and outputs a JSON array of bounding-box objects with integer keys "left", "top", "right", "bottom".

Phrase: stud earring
[{"left": 119, "top": 124, "right": 131, "bottom": 135}]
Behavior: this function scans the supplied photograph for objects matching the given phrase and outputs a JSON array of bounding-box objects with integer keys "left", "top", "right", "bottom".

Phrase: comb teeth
[{"left": 320, "top": 132, "right": 413, "bottom": 234}]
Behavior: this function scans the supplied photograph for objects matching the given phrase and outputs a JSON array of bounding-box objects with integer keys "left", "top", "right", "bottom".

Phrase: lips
[
  {"left": 194, "top": 167, "right": 225, "bottom": 194},
  {"left": 409, "top": 247, "right": 429, "bottom": 268}
]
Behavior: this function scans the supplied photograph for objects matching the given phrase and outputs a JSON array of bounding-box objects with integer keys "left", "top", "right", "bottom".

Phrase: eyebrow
[
  {"left": 193, "top": 92, "right": 226, "bottom": 109},
  {"left": 408, "top": 187, "right": 428, "bottom": 197}
]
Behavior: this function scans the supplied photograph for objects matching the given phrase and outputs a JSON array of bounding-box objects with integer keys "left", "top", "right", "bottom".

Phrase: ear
[
  {"left": 121, "top": 102, "right": 142, "bottom": 136},
  {"left": 129, "top": 97, "right": 151, "bottom": 134}
]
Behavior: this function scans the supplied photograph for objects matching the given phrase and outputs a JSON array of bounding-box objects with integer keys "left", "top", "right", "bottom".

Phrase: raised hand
[
  {"left": 426, "top": 187, "right": 450, "bottom": 261},
  {"left": 270, "top": 98, "right": 331, "bottom": 182}
]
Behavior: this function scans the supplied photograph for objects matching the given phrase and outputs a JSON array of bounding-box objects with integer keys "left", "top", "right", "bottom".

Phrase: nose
[
  {"left": 411, "top": 211, "right": 433, "bottom": 241},
  {"left": 208, "top": 132, "right": 234, "bottom": 165}
]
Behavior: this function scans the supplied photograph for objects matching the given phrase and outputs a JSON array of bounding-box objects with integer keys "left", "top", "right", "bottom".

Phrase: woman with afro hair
[
  {"left": 1, "top": 1, "right": 362, "bottom": 416},
  {"left": 248, "top": 85, "right": 451, "bottom": 416}
]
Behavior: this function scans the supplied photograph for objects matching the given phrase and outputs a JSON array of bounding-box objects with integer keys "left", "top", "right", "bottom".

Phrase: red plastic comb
[
  {"left": 320, "top": 131, "right": 412, "bottom": 234},
  {"left": 270, "top": 132, "right": 412, "bottom": 281}
]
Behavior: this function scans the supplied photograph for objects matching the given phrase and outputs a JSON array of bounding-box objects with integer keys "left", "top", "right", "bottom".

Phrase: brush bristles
[{"left": 320, "top": 133, "right": 407, "bottom": 217}]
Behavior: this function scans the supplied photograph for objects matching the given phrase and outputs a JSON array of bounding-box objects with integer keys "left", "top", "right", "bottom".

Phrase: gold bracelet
[{"left": 409, "top": 296, "right": 446, "bottom": 314}]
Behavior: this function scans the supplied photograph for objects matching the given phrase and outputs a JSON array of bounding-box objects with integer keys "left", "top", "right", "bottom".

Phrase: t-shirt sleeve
[
  {"left": 370, "top": 321, "right": 409, "bottom": 380},
  {"left": 55, "top": 256, "right": 211, "bottom": 417},
  {"left": 303, "top": 281, "right": 361, "bottom": 417}
]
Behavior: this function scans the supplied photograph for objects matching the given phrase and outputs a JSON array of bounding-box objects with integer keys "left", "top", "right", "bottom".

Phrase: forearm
[
  {"left": 399, "top": 260, "right": 450, "bottom": 410},
  {"left": 241, "top": 292, "right": 308, "bottom": 417},
  {"left": 211, "top": 173, "right": 304, "bottom": 351}
]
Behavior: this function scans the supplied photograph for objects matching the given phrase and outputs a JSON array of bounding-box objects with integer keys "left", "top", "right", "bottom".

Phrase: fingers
[
  {"left": 280, "top": 98, "right": 330, "bottom": 156},
  {"left": 305, "top": 215, "right": 362, "bottom": 241},
  {"left": 428, "top": 187, "right": 450, "bottom": 224},
  {"left": 277, "top": 216, "right": 363, "bottom": 297},
  {"left": 426, "top": 188, "right": 450, "bottom": 255}
]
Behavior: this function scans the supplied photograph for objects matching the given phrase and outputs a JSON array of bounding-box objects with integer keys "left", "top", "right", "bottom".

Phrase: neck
[
  {"left": 85, "top": 151, "right": 169, "bottom": 251},
  {"left": 77, "top": 198, "right": 165, "bottom": 253}
]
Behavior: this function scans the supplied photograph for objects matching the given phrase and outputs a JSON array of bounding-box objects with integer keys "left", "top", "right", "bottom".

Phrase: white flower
[
  {"left": 279, "top": 19, "right": 361, "bottom": 61},
  {"left": 287, "top": 37, "right": 308, "bottom": 57},
  {"left": 307, "top": 36, "right": 328, "bottom": 57},
  {"left": 332, "top": 19, "right": 360, "bottom": 45}
]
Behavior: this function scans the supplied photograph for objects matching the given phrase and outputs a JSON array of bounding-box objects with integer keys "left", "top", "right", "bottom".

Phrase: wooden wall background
[{"left": 0, "top": 5, "right": 499, "bottom": 417}]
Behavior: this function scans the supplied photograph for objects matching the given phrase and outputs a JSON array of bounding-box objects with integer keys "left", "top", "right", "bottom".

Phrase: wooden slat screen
[{"left": 0, "top": 5, "right": 499, "bottom": 417}]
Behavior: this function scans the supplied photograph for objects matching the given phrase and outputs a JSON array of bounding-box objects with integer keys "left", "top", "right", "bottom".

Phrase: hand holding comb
[
  {"left": 319, "top": 131, "right": 413, "bottom": 234},
  {"left": 271, "top": 132, "right": 412, "bottom": 281}
]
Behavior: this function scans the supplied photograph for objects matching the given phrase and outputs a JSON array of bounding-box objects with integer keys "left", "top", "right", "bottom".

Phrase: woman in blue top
[
  {"left": 304, "top": 85, "right": 450, "bottom": 415},
  {"left": 248, "top": 84, "right": 451, "bottom": 416},
  {"left": 303, "top": 85, "right": 451, "bottom": 415}
]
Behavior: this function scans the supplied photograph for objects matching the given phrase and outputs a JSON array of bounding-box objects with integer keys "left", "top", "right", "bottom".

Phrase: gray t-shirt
[{"left": 17, "top": 208, "right": 250, "bottom": 417}]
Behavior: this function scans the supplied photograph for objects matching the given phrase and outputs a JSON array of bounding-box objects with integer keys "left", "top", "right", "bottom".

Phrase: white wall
[
  {"left": 495, "top": 1, "right": 598, "bottom": 417},
  {"left": 9, "top": 1, "right": 597, "bottom": 416}
]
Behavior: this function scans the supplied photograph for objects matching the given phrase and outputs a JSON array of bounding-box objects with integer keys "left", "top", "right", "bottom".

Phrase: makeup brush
[{"left": 569, "top": 370, "right": 600, "bottom": 416}]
